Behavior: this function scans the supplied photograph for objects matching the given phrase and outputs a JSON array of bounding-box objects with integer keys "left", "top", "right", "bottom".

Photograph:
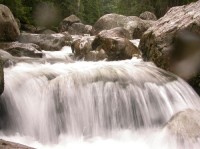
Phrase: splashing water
[{"left": 0, "top": 47, "right": 200, "bottom": 148}]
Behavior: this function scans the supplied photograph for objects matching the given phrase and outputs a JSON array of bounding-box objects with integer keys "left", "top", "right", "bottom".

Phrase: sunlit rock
[
  {"left": 92, "top": 13, "right": 155, "bottom": 39},
  {"left": 139, "top": 0, "right": 200, "bottom": 94}
]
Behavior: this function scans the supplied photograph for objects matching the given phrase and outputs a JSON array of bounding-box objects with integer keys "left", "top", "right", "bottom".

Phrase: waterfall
[{"left": 0, "top": 55, "right": 199, "bottom": 148}]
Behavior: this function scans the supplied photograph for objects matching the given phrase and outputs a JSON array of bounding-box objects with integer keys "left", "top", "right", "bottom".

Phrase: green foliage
[{"left": 0, "top": 0, "right": 197, "bottom": 25}]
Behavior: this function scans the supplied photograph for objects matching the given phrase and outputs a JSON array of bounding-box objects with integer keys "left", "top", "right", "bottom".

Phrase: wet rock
[
  {"left": 0, "top": 4, "right": 20, "bottom": 41},
  {"left": 0, "top": 42, "right": 43, "bottom": 58},
  {"left": 139, "top": 1, "right": 200, "bottom": 93},
  {"left": 18, "top": 32, "right": 72, "bottom": 51},
  {"left": 92, "top": 13, "right": 155, "bottom": 39},
  {"left": 71, "top": 36, "right": 95, "bottom": 58},
  {"left": 92, "top": 36, "right": 141, "bottom": 61},
  {"left": 139, "top": 11, "right": 157, "bottom": 21},
  {"left": 0, "top": 139, "right": 34, "bottom": 149},
  {"left": 164, "top": 109, "right": 200, "bottom": 140},
  {"left": 85, "top": 50, "right": 107, "bottom": 61}
]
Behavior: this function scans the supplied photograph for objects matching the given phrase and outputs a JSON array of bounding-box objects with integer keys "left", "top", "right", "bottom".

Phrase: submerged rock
[
  {"left": 139, "top": 11, "right": 157, "bottom": 21},
  {"left": 139, "top": 0, "right": 200, "bottom": 93},
  {"left": 0, "top": 4, "right": 20, "bottom": 41},
  {"left": 0, "top": 42, "right": 42, "bottom": 58},
  {"left": 92, "top": 13, "right": 155, "bottom": 39},
  {"left": 18, "top": 32, "right": 72, "bottom": 51},
  {"left": 164, "top": 109, "right": 200, "bottom": 140},
  {"left": 0, "top": 139, "right": 34, "bottom": 149}
]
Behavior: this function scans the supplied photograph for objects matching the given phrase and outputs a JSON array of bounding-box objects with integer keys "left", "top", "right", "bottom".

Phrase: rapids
[{"left": 0, "top": 46, "right": 200, "bottom": 149}]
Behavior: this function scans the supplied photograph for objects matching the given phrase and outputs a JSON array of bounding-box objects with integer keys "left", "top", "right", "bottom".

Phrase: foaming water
[
  {"left": 0, "top": 58, "right": 200, "bottom": 148},
  {"left": 42, "top": 46, "right": 73, "bottom": 59}
]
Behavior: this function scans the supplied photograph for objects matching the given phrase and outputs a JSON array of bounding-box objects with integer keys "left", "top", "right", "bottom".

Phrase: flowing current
[{"left": 0, "top": 46, "right": 200, "bottom": 149}]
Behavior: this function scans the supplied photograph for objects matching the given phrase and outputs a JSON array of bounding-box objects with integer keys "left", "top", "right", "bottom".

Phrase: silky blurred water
[{"left": 0, "top": 46, "right": 200, "bottom": 148}]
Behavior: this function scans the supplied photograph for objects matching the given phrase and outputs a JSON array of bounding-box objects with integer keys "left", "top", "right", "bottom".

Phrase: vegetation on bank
[{"left": 0, "top": 0, "right": 197, "bottom": 26}]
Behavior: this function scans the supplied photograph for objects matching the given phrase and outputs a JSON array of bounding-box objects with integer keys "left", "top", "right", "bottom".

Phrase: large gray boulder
[
  {"left": 164, "top": 109, "right": 200, "bottom": 140},
  {"left": 0, "top": 4, "right": 20, "bottom": 41},
  {"left": 139, "top": 0, "right": 200, "bottom": 94},
  {"left": 92, "top": 13, "right": 155, "bottom": 39},
  {"left": 0, "top": 42, "right": 43, "bottom": 58},
  {"left": 18, "top": 32, "right": 72, "bottom": 51}
]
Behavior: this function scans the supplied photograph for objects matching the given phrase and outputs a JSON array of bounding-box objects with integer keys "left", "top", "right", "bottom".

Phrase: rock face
[
  {"left": 18, "top": 32, "right": 72, "bottom": 51},
  {"left": 139, "top": 1, "right": 200, "bottom": 93},
  {"left": 0, "top": 4, "right": 20, "bottom": 41},
  {"left": 0, "top": 139, "right": 34, "bottom": 149},
  {"left": 164, "top": 109, "right": 200, "bottom": 139},
  {"left": 92, "top": 36, "right": 140, "bottom": 61},
  {"left": 139, "top": 11, "right": 157, "bottom": 21},
  {"left": 0, "top": 42, "right": 43, "bottom": 58},
  {"left": 92, "top": 13, "right": 155, "bottom": 39}
]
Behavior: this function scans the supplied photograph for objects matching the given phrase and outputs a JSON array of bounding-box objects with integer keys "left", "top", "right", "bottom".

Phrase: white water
[{"left": 0, "top": 47, "right": 200, "bottom": 148}]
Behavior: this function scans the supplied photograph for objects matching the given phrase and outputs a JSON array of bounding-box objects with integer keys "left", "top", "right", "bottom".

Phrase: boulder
[
  {"left": 71, "top": 36, "right": 95, "bottom": 58},
  {"left": 59, "top": 15, "right": 81, "bottom": 32},
  {"left": 0, "top": 139, "right": 34, "bottom": 149},
  {"left": 0, "top": 42, "right": 43, "bottom": 58},
  {"left": 92, "top": 13, "right": 155, "bottom": 39},
  {"left": 139, "top": 11, "right": 157, "bottom": 21},
  {"left": 18, "top": 32, "right": 72, "bottom": 51},
  {"left": 96, "top": 27, "right": 131, "bottom": 39},
  {"left": 0, "top": 58, "right": 3, "bottom": 95},
  {"left": 15, "top": 18, "right": 21, "bottom": 29},
  {"left": 164, "top": 109, "right": 200, "bottom": 140},
  {"left": 67, "top": 23, "right": 92, "bottom": 35},
  {"left": 92, "top": 36, "right": 141, "bottom": 61},
  {"left": 139, "top": 1, "right": 200, "bottom": 93},
  {"left": 21, "top": 24, "right": 37, "bottom": 33},
  {"left": 124, "top": 20, "right": 154, "bottom": 39},
  {"left": 0, "top": 4, "right": 20, "bottom": 41}
]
